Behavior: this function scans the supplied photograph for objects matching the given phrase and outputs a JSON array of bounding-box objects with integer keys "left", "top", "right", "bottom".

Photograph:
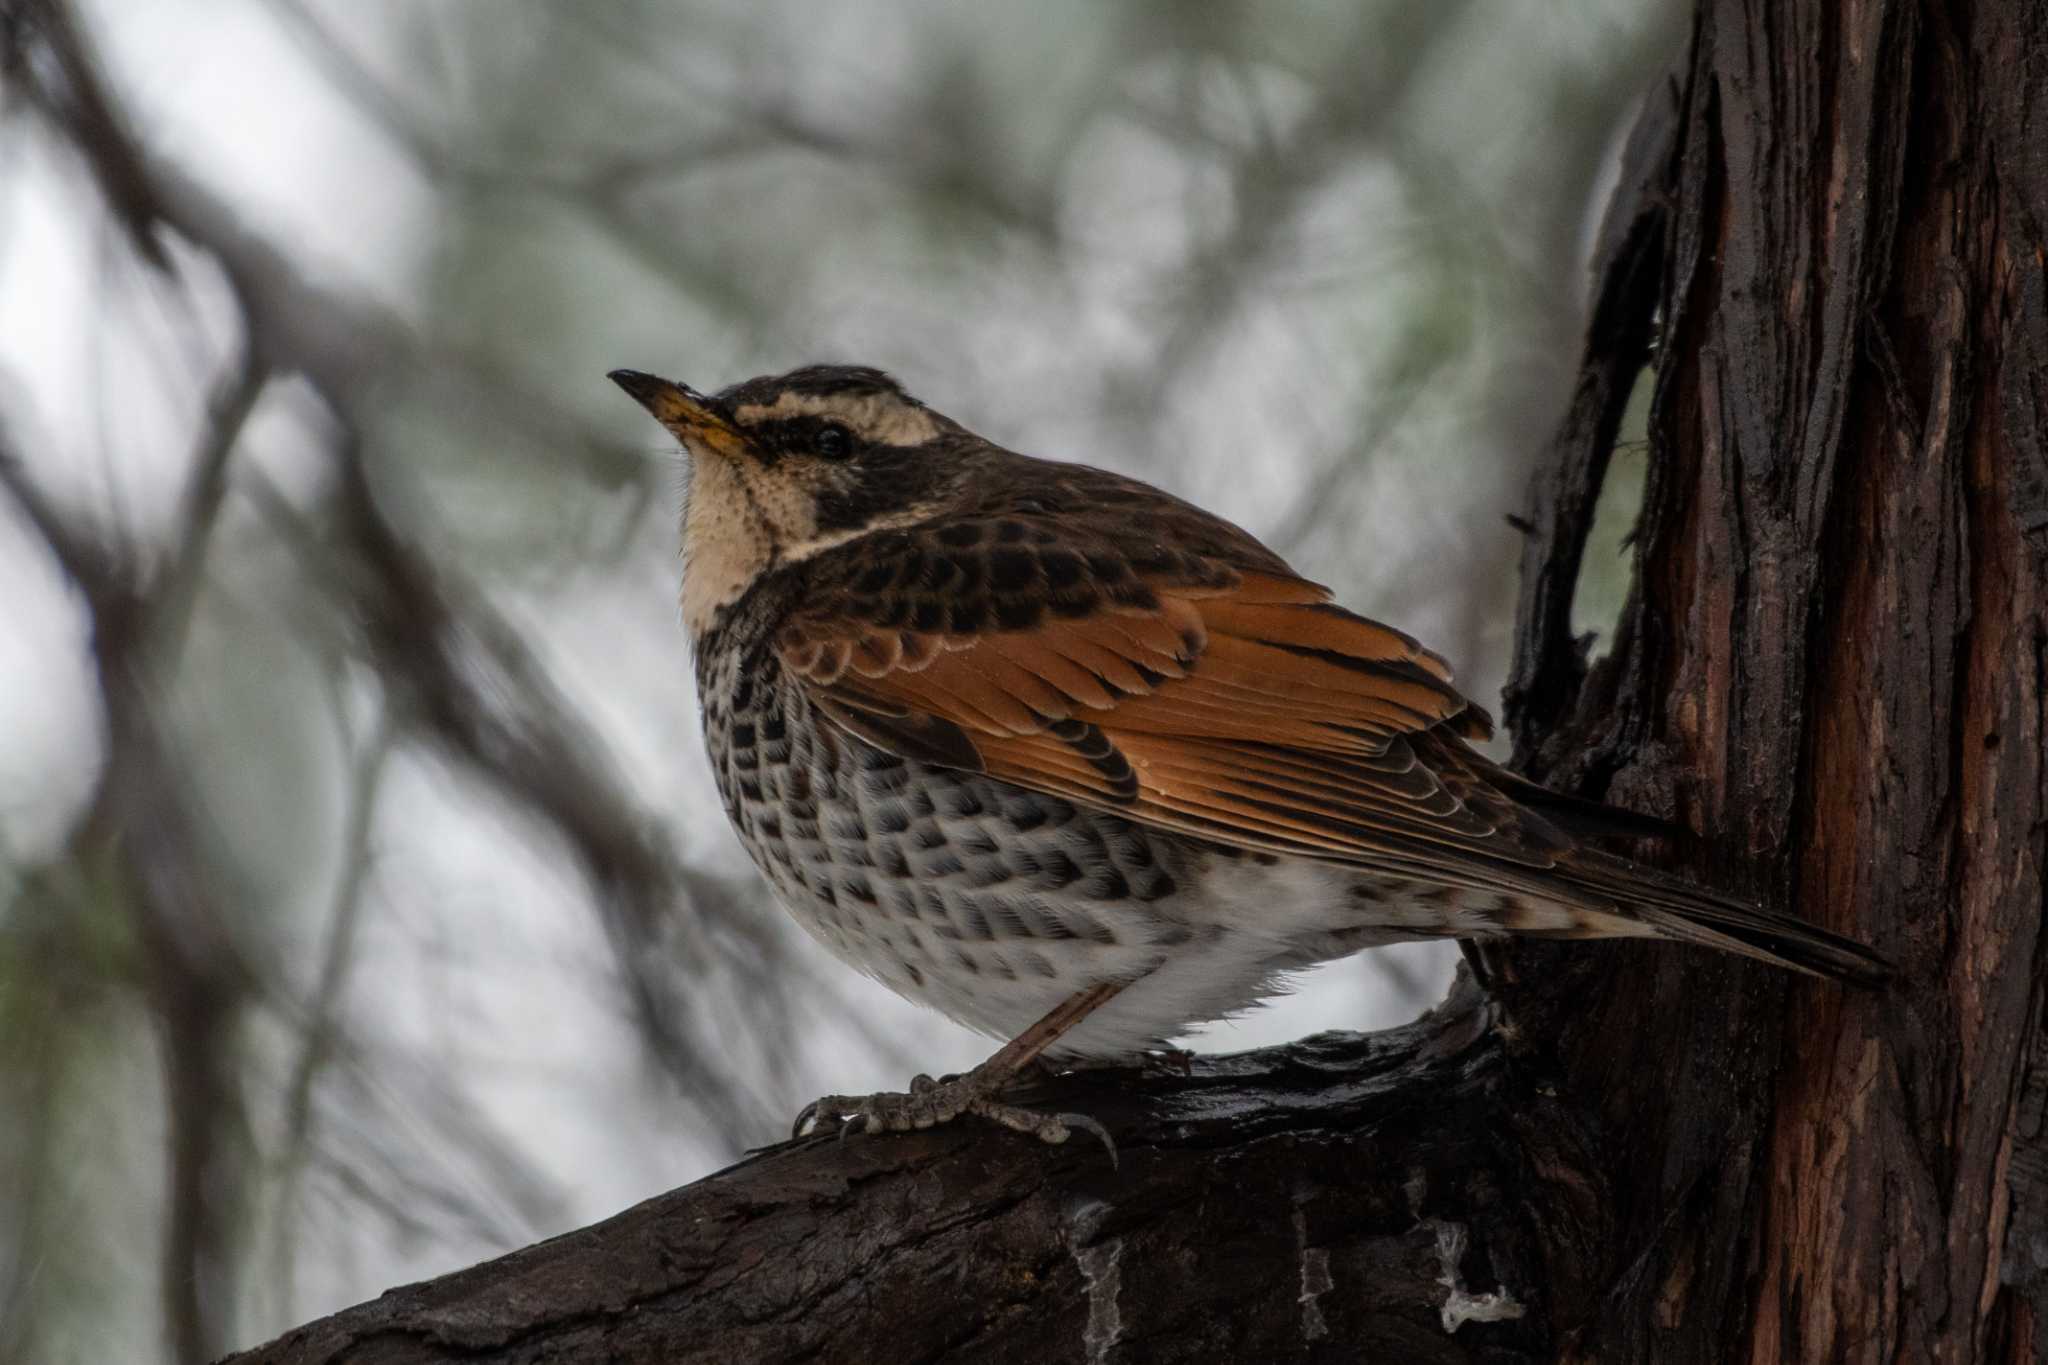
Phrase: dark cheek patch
[
  {"left": 813, "top": 450, "right": 934, "bottom": 535},
  {"left": 814, "top": 486, "right": 866, "bottom": 533}
]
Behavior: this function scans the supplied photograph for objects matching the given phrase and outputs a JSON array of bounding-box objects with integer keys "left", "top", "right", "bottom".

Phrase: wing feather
[{"left": 775, "top": 517, "right": 1556, "bottom": 882}]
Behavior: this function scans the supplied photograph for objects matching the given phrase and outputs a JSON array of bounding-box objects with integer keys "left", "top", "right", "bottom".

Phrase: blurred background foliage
[{"left": 0, "top": 2, "right": 1679, "bottom": 1359}]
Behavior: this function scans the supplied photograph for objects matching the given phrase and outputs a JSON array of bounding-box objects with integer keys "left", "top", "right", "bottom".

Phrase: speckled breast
[{"left": 693, "top": 638, "right": 1200, "bottom": 1041}]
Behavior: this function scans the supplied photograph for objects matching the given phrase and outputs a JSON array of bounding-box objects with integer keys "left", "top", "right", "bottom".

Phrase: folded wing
[{"left": 778, "top": 517, "right": 1582, "bottom": 901}]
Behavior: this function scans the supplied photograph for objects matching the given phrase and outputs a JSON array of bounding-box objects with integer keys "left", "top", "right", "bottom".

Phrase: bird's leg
[{"left": 794, "top": 981, "right": 1125, "bottom": 1158}]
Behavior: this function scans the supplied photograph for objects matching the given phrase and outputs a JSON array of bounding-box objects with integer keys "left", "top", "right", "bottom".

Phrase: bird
[{"left": 608, "top": 362, "right": 1889, "bottom": 1151}]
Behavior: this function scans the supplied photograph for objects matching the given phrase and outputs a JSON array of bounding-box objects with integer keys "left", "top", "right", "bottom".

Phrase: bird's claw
[{"left": 1043, "top": 1110, "right": 1118, "bottom": 1167}]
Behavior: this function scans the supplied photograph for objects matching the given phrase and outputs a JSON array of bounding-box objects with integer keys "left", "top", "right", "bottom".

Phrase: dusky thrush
[{"left": 610, "top": 363, "right": 1888, "bottom": 1150}]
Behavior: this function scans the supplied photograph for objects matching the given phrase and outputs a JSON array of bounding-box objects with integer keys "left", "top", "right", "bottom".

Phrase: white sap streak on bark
[
  {"left": 1074, "top": 1240, "right": 1124, "bottom": 1363},
  {"left": 1067, "top": 1197, "right": 1124, "bottom": 1363},
  {"left": 1292, "top": 1207, "right": 1332, "bottom": 1341}
]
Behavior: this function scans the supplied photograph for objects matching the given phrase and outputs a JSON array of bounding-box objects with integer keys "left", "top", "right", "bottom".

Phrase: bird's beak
[{"left": 607, "top": 369, "right": 748, "bottom": 459}]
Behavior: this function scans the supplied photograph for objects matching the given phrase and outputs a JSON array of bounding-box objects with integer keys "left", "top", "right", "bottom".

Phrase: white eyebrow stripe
[{"left": 732, "top": 390, "right": 941, "bottom": 446}]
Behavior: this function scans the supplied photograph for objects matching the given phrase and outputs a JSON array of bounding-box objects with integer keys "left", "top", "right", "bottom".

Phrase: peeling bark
[{"left": 221, "top": 0, "right": 2046, "bottom": 1360}]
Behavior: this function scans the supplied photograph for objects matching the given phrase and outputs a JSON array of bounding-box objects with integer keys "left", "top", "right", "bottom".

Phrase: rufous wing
[{"left": 778, "top": 533, "right": 1569, "bottom": 889}]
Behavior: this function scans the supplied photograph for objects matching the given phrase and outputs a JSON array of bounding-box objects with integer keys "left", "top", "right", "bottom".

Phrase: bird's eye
[{"left": 815, "top": 422, "right": 855, "bottom": 461}]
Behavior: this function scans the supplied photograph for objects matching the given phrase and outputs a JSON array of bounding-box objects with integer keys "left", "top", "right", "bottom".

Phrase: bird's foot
[{"left": 793, "top": 1069, "right": 1117, "bottom": 1163}]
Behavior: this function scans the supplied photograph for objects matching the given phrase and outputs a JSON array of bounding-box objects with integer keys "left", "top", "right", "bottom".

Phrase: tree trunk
[
  {"left": 1499, "top": 0, "right": 2048, "bottom": 1357},
  {"left": 221, "top": 0, "right": 2047, "bottom": 1360}
]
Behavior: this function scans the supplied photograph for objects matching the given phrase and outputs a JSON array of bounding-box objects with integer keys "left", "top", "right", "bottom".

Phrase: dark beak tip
[{"left": 607, "top": 367, "right": 660, "bottom": 397}]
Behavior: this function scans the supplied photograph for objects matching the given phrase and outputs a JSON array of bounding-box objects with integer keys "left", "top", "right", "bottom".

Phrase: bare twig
[
  {"left": 268, "top": 706, "right": 393, "bottom": 1317},
  {"left": 7, "top": 0, "right": 796, "bottom": 1148},
  {"left": 154, "top": 350, "right": 270, "bottom": 654},
  {"left": 1, "top": 423, "right": 254, "bottom": 1364}
]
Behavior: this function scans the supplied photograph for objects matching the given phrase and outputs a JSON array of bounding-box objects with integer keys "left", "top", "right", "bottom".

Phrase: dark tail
[
  {"left": 1486, "top": 771, "right": 1689, "bottom": 844},
  {"left": 1557, "top": 850, "right": 1893, "bottom": 986}
]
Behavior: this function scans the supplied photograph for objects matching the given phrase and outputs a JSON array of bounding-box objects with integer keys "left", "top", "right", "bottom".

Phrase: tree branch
[{"left": 227, "top": 983, "right": 1615, "bottom": 1364}]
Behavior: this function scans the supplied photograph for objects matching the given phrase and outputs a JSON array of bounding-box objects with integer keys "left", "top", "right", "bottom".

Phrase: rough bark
[
  {"left": 1497, "top": 1, "right": 2047, "bottom": 1358},
  {"left": 222, "top": 0, "right": 2047, "bottom": 1360},
  {"left": 223, "top": 992, "right": 1608, "bottom": 1363}
]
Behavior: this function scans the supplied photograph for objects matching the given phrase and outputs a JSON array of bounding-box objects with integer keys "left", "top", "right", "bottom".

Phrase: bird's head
[{"left": 610, "top": 364, "right": 973, "bottom": 635}]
